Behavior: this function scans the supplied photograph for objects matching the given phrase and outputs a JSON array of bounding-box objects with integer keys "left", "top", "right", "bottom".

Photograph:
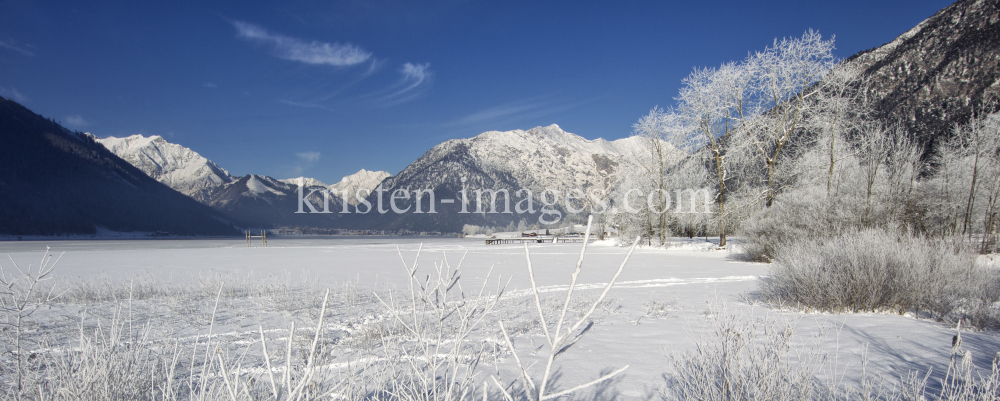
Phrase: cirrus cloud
[
  {"left": 372, "top": 62, "right": 433, "bottom": 106},
  {"left": 64, "top": 115, "right": 89, "bottom": 127},
  {"left": 0, "top": 38, "right": 34, "bottom": 57},
  {"left": 233, "top": 21, "right": 370, "bottom": 67},
  {"left": 296, "top": 151, "right": 320, "bottom": 164},
  {"left": 0, "top": 86, "right": 28, "bottom": 103},
  {"left": 290, "top": 151, "right": 321, "bottom": 176}
]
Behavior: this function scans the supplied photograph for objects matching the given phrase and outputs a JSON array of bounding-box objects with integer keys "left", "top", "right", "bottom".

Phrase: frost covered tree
[
  {"left": 462, "top": 224, "right": 481, "bottom": 236},
  {"left": 674, "top": 62, "right": 755, "bottom": 247},
  {"left": 608, "top": 167, "right": 654, "bottom": 245},
  {"left": 808, "top": 63, "right": 870, "bottom": 196},
  {"left": 739, "top": 30, "right": 837, "bottom": 207},
  {"left": 631, "top": 31, "right": 896, "bottom": 250},
  {"left": 925, "top": 109, "right": 1000, "bottom": 250},
  {"left": 667, "top": 155, "right": 713, "bottom": 238},
  {"left": 633, "top": 107, "right": 685, "bottom": 245}
]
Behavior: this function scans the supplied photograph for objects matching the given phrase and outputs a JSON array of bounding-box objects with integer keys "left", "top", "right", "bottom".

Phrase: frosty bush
[
  {"left": 738, "top": 186, "right": 859, "bottom": 262},
  {"left": 662, "top": 306, "right": 822, "bottom": 401},
  {"left": 663, "top": 305, "right": 1000, "bottom": 401},
  {"left": 758, "top": 229, "right": 1000, "bottom": 329},
  {"left": 462, "top": 224, "right": 481, "bottom": 236}
]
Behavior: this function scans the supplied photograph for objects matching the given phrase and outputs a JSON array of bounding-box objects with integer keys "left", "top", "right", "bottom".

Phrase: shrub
[
  {"left": 738, "top": 186, "right": 864, "bottom": 262},
  {"left": 662, "top": 306, "right": 822, "bottom": 401},
  {"left": 758, "top": 229, "right": 1000, "bottom": 329},
  {"left": 662, "top": 305, "right": 1000, "bottom": 401}
]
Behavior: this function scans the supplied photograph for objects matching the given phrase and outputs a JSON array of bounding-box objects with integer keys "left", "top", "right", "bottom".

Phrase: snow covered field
[{"left": 2, "top": 236, "right": 998, "bottom": 399}]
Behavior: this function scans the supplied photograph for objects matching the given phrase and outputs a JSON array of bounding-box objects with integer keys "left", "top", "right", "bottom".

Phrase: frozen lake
[{"left": 2, "top": 236, "right": 997, "bottom": 398}]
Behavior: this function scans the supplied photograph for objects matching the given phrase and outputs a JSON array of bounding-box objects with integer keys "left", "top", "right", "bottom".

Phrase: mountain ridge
[
  {"left": 0, "top": 96, "right": 240, "bottom": 236},
  {"left": 842, "top": 0, "right": 1000, "bottom": 149}
]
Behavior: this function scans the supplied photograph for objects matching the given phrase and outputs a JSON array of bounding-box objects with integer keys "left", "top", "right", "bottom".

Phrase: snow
[{"left": 3, "top": 237, "right": 996, "bottom": 397}]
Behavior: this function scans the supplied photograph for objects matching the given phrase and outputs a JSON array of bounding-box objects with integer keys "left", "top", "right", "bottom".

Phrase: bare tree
[
  {"left": 854, "top": 121, "right": 896, "bottom": 228},
  {"left": 883, "top": 126, "right": 925, "bottom": 230}
]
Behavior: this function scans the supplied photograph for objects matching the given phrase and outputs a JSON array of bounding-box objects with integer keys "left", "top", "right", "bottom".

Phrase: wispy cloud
[
  {"left": 444, "top": 96, "right": 598, "bottom": 129},
  {"left": 0, "top": 86, "right": 29, "bottom": 103},
  {"left": 233, "top": 21, "right": 370, "bottom": 66},
  {"left": 447, "top": 99, "right": 549, "bottom": 127},
  {"left": 291, "top": 151, "right": 321, "bottom": 176},
  {"left": 284, "top": 58, "right": 384, "bottom": 106},
  {"left": 280, "top": 61, "right": 432, "bottom": 110},
  {"left": 372, "top": 62, "right": 433, "bottom": 106},
  {"left": 296, "top": 151, "right": 320, "bottom": 164},
  {"left": 203, "top": 82, "right": 217, "bottom": 88},
  {"left": 398, "top": 63, "right": 431, "bottom": 93},
  {"left": 279, "top": 99, "right": 336, "bottom": 111},
  {"left": 0, "top": 38, "right": 34, "bottom": 57},
  {"left": 311, "top": 58, "right": 384, "bottom": 102},
  {"left": 64, "top": 115, "right": 88, "bottom": 128}
]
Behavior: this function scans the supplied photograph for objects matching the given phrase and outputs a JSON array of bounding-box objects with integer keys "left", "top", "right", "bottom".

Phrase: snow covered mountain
[
  {"left": 453, "top": 124, "right": 647, "bottom": 193},
  {"left": 97, "top": 135, "right": 348, "bottom": 228},
  {"left": 280, "top": 171, "right": 390, "bottom": 206},
  {"left": 329, "top": 169, "right": 392, "bottom": 203},
  {"left": 338, "top": 124, "right": 655, "bottom": 232},
  {"left": 201, "top": 174, "right": 343, "bottom": 228},
  {"left": 392, "top": 124, "right": 648, "bottom": 196},
  {"left": 96, "top": 124, "right": 657, "bottom": 232},
  {"left": 96, "top": 134, "right": 233, "bottom": 202}
]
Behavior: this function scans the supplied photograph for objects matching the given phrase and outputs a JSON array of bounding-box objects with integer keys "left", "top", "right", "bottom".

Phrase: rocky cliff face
[
  {"left": 843, "top": 0, "right": 1000, "bottom": 149},
  {"left": 96, "top": 134, "right": 234, "bottom": 202}
]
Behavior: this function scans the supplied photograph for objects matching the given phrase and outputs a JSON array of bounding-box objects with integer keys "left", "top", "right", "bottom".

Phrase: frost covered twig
[{"left": 496, "top": 215, "right": 640, "bottom": 401}]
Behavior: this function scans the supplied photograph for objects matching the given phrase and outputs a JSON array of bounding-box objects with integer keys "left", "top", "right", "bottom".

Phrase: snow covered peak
[
  {"left": 280, "top": 177, "right": 328, "bottom": 188},
  {"left": 97, "top": 134, "right": 233, "bottom": 201},
  {"left": 470, "top": 124, "right": 646, "bottom": 157},
  {"left": 245, "top": 175, "right": 287, "bottom": 196},
  {"left": 330, "top": 169, "right": 392, "bottom": 201}
]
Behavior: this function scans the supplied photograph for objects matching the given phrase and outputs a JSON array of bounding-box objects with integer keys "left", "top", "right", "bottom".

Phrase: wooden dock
[
  {"left": 484, "top": 236, "right": 594, "bottom": 245},
  {"left": 246, "top": 230, "right": 267, "bottom": 247}
]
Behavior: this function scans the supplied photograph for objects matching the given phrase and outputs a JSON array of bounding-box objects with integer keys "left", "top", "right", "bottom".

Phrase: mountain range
[
  {"left": 95, "top": 135, "right": 395, "bottom": 229},
  {"left": 94, "top": 125, "right": 648, "bottom": 233},
  {"left": 97, "top": 134, "right": 234, "bottom": 203}
]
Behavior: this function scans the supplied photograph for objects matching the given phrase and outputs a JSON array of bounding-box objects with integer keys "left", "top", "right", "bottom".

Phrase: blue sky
[{"left": 0, "top": 0, "right": 952, "bottom": 184}]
